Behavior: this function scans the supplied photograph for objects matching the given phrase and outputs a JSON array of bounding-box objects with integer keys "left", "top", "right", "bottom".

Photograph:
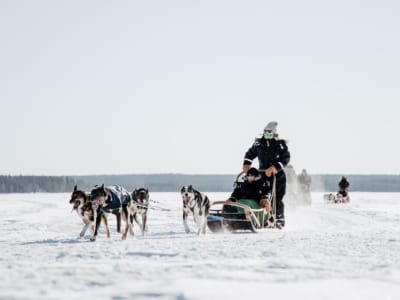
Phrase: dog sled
[
  {"left": 323, "top": 193, "right": 350, "bottom": 204},
  {"left": 207, "top": 172, "right": 277, "bottom": 233}
]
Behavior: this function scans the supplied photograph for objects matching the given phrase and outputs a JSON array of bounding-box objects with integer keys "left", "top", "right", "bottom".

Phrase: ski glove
[
  {"left": 265, "top": 166, "right": 278, "bottom": 177},
  {"left": 242, "top": 165, "right": 250, "bottom": 174}
]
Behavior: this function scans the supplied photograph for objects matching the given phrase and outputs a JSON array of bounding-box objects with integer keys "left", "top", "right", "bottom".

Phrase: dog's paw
[
  {"left": 121, "top": 234, "right": 127, "bottom": 240},
  {"left": 90, "top": 237, "right": 96, "bottom": 242}
]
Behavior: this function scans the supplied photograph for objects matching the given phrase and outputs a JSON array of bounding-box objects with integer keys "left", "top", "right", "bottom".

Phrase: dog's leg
[
  {"left": 102, "top": 214, "right": 110, "bottom": 238},
  {"left": 90, "top": 211, "right": 102, "bottom": 242},
  {"left": 121, "top": 205, "right": 133, "bottom": 240},
  {"left": 183, "top": 211, "right": 190, "bottom": 233},
  {"left": 201, "top": 211, "right": 208, "bottom": 235},
  {"left": 79, "top": 219, "right": 91, "bottom": 238},
  {"left": 129, "top": 202, "right": 138, "bottom": 235},
  {"left": 121, "top": 207, "right": 128, "bottom": 240},
  {"left": 142, "top": 213, "right": 147, "bottom": 236},
  {"left": 133, "top": 213, "right": 143, "bottom": 234},
  {"left": 194, "top": 213, "right": 201, "bottom": 235},
  {"left": 202, "top": 202, "right": 210, "bottom": 234},
  {"left": 115, "top": 211, "right": 121, "bottom": 233}
]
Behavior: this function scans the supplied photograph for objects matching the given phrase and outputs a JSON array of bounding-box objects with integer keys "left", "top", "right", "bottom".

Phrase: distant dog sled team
[
  {"left": 323, "top": 176, "right": 350, "bottom": 203},
  {"left": 69, "top": 120, "right": 350, "bottom": 240}
]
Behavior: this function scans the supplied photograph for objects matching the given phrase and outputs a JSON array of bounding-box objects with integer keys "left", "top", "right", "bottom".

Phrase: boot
[{"left": 276, "top": 214, "right": 285, "bottom": 229}]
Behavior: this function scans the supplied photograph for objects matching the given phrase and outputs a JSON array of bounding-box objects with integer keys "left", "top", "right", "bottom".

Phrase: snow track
[{"left": 1, "top": 192, "right": 400, "bottom": 299}]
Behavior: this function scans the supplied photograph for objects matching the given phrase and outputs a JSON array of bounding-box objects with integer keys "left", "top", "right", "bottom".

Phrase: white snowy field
[{"left": 1, "top": 192, "right": 400, "bottom": 300}]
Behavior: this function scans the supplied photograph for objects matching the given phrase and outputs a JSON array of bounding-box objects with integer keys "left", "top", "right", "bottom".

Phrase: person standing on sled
[
  {"left": 228, "top": 167, "right": 272, "bottom": 213},
  {"left": 298, "top": 169, "right": 311, "bottom": 193},
  {"left": 242, "top": 121, "right": 290, "bottom": 229},
  {"left": 338, "top": 176, "right": 349, "bottom": 197}
]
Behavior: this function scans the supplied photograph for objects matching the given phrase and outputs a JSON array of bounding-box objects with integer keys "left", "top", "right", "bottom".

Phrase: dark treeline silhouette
[
  {"left": 0, "top": 175, "right": 82, "bottom": 193},
  {"left": 310, "top": 174, "right": 400, "bottom": 192},
  {"left": 74, "top": 174, "right": 400, "bottom": 192},
  {"left": 1, "top": 174, "right": 400, "bottom": 193},
  {"left": 73, "top": 174, "right": 235, "bottom": 192}
]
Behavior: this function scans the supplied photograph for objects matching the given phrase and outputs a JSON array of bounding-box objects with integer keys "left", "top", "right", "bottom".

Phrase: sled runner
[
  {"left": 323, "top": 193, "right": 350, "bottom": 204},
  {"left": 207, "top": 172, "right": 276, "bottom": 233}
]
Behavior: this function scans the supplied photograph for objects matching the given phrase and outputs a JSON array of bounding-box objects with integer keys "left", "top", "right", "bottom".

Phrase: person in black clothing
[
  {"left": 338, "top": 176, "right": 350, "bottom": 197},
  {"left": 242, "top": 121, "right": 290, "bottom": 229},
  {"left": 229, "top": 167, "right": 271, "bottom": 206},
  {"left": 298, "top": 169, "right": 311, "bottom": 193}
]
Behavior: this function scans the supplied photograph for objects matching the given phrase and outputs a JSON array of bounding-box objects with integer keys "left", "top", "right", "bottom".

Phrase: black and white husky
[
  {"left": 180, "top": 185, "right": 210, "bottom": 235},
  {"left": 131, "top": 188, "right": 150, "bottom": 235}
]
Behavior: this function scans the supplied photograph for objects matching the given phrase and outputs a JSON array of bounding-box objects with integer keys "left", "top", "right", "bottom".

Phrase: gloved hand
[
  {"left": 259, "top": 198, "right": 271, "bottom": 213},
  {"left": 265, "top": 166, "right": 278, "bottom": 177},
  {"left": 242, "top": 165, "right": 250, "bottom": 174}
]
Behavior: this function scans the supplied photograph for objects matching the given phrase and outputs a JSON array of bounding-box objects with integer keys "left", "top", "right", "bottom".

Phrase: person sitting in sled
[
  {"left": 242, "top": 121, "right": 290, "bottom": 229},
  {"left": 338, "top": 176, "right": 350, "bottom": 197},
  {"left": 228, "top": 167, "right": 272, "bottom": 212}
]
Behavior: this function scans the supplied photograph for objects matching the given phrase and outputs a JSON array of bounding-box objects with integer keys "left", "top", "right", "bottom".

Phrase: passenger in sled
[
  {"left": 227, "top": 167, "right": 272, "bottom": 212},
  {"left": 223, "top": 167, "right": 272, "bottom": 226}
]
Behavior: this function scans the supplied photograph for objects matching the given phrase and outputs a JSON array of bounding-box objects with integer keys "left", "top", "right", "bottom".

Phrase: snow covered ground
[{"left": 1, "top": 192, "right": 400, "bottom": 300}]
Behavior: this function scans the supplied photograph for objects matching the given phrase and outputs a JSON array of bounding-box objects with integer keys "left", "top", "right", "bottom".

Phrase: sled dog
[
  {"left": 131, "top": 188, "right": 150, "bottom": 235},
  {"left": 89, "top": 184, "right": 137, "bottom": 241},
  {"left": 180, "top": 185, "right": 210, "bottom": 235},
  {"left": 69, "top": 185, "right": 122, "bottom": 238},
  {"left": 323, "top": 192, "right": 350, "bottom": 203}
]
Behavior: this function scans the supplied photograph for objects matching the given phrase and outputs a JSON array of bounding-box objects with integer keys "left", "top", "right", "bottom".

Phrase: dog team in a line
[{"left": 70, "top": 121, "right": 291, "bottom": 240}]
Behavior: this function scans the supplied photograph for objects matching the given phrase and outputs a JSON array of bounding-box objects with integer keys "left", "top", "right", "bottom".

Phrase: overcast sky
[{"left": 1, "top": 0, "right": 399, "bottom": 175}]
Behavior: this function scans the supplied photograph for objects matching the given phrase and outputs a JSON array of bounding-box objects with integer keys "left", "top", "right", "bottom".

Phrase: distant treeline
[
  {"left": 311, "top": 175, "right": 400, "bottom": 192},
  {"left": 0, "top": 175, "right": 82, "bottom": 193},
  {"left": 0, "top": 174, "right": 400, "bottom": 193}
]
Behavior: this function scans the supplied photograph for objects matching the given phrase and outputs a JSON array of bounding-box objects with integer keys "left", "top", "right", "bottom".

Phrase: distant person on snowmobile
[
  {"left": 228, "top": 167, "right": 271, "bottom": 210},
  {"left": 242, "top": 121, "right": 290, "bottom": 229},
  {"left": 338, "top": 176, "right": 349, "bottom": 197}
]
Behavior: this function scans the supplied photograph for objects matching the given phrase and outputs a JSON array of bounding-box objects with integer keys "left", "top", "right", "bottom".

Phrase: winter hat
[
  {"left": 264, "top": 121, "right": 278, "bottom": 133},
  {"left": 247, "top": 167, "right": 259, "bottom": 177}
]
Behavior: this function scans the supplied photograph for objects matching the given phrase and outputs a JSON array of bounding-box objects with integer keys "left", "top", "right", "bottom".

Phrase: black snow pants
[{"left": 262, "top": 172, "right": 286, "bottom": 227}]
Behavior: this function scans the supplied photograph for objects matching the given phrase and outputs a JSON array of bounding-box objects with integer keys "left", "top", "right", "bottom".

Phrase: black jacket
[
  {"left": 229, "top": 178, "right": 271, "bottom": 202},
  {"left": 243, "top": 137, "right": 290, "bottom": 174},
  {"left": 338, "top": 178, "right": 349, "bottom": 190}
]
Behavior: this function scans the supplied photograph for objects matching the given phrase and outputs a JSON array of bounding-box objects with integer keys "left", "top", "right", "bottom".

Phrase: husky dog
[
  {"left": 323, "top": 193, "right": 350, "bottom": 203},
  {"left": 131, "top": 188, "right": 150, "bottom": 235},
  {"left": 180, "top": 185, "right": 210, "bottom": 235},
  {"left": 89, "top": 184, "right": 137, "bottom": 241},
  {"left": 69, "top": 185, "right": 113, "bottom": 238}
]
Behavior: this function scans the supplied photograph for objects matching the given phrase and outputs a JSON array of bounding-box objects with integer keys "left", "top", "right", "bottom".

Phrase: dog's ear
[
  {"left": 180, "top": 186, "right": 185, "bottom": 193},
  {"left": 73, "top": 185, "right": 77, "bottom": 192},
  {"left": 188, "top": 185, "right": 193, "bottom": 190},
  {"left": 101, "top": 184, "right": 106, "bottom": 193},
  {"left": 145, "top": 188, "right": 148, "bottom": 193}
]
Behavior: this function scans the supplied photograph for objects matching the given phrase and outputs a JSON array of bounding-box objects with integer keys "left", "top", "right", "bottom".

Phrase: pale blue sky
[{"left": 1, "top": 0, "right": 399, "bottom": 175}]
